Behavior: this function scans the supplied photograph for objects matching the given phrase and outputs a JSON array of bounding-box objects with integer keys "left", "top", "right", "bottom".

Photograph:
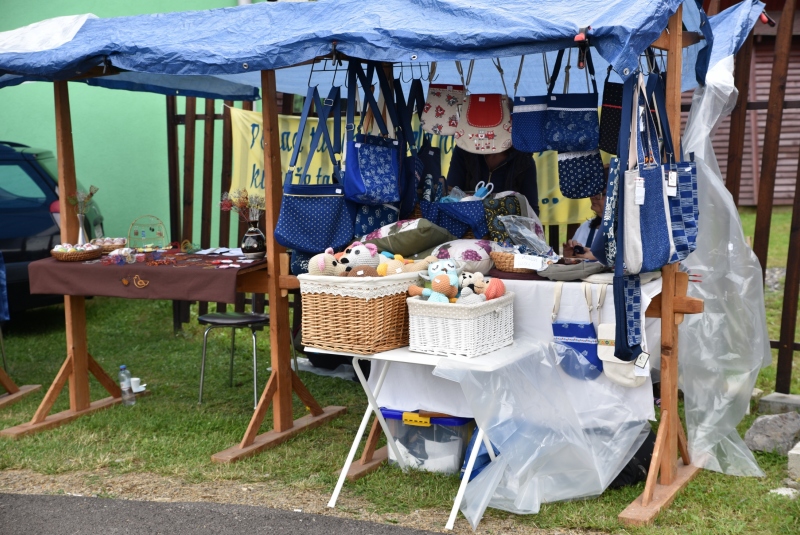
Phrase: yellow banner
[{"left": 230, "top": 107, "right": 592, "bottom": 226}]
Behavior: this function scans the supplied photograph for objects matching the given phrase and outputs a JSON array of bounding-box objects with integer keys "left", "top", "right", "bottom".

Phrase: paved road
[{"left": 0, "top": 493, "right": 437, "bottom": 535}]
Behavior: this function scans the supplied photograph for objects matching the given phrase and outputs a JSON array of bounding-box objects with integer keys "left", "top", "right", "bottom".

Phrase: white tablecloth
[{"left": 368, "top": 279, "right": 662, "bottom": 419}]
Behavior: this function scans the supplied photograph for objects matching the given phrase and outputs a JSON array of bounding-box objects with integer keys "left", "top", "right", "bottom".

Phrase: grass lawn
[{"left": 1, "top": 207, "right": 799, "bottom": 534}]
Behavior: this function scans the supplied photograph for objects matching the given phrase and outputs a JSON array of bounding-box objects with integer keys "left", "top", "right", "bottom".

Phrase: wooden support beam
[
  {"left": 291, "top": 369, "right": 324, "bottom": 417},
  {"left": 87, "top": 353, "right": 121, "bottom": 398},
  {"left": 181, "top": 97, "right": 197, "bottom": 245},
  {"left": 31, "top": 355, "right": 73, "bottom": 425},
  {"left": 1, "top": 396, "right": 121, "bottom": 439},
  {"left": 0, "top": 366, "right": 19, "bottom": 394},
  {"left": 775, "top": 129, "right": 800, "bottom": 393},
  {"left": 753, "top": 0, "right": 797, "bottom": 277},
  {"left": 240, "top": 371, "right": 277, "bottom": 448},
  {"left": 725, "top": 32, "right": 754, "bottom": 206},
  {"left": 649, "top": 30, "right": 703, "bottom": 51},
  {"left": 619, "top": 464, "right": 700, "bottom": 526},
  {"left": 0, "top": 385, "right": 41, "bottom": 410},
  {"left": 218, "top": 100, "right": 234, "bottom": 313},
  {"left": 199, "top": 98, "right": 216, "bottom": 317},
  {"left": 166, "top": 96, "right": 185, "bottom": 332},
  {"left": 642, "top": 410, "right": 669, "bottom": 507},
  {"left": 261, "top": 69, "right": 294, "bottom": 433}
]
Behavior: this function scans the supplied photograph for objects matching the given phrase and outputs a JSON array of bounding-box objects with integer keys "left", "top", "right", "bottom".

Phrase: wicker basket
[
  {"left": 408, "top": 292, "right": 515, "bottom": 358},
  {"left": 51, "top": 248, "right": 103, "bottom": 262},
  {"left": 298, "top": 272, "right": 420, "bottom": 355},
  {"left": 92, "top": 239, "right": 127, "bottom": 254},
  {"left": 489, "top": 251, "right": 536, "bottom": 273}
]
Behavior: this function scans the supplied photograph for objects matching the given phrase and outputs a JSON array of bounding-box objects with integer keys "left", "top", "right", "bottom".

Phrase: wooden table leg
[{"left": 0, "top": 81, "right": 122, "bottom": 439}]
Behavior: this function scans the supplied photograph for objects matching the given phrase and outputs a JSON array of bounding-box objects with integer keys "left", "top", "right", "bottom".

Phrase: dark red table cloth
[{"left": 29, "top": 256, "right": 266, "bottom": 303}]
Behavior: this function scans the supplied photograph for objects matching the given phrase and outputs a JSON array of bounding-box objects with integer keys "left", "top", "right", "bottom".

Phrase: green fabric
[{"left": 366, "top": 219, "right": 455, "bottom": 257}]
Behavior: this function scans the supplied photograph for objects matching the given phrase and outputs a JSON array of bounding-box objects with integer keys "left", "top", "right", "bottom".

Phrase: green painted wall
[{"left": 0, "top": 0, "right": 249, "bottom": 245}]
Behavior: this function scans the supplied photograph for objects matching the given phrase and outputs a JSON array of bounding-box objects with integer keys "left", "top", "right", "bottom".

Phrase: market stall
[{"left": 0, "top": 0, "right": 769, "bottom": 529}]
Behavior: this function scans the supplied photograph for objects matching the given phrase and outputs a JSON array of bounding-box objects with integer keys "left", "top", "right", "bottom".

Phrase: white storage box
[{"left": 407, "top": 292, "right": 514, "bottom": 358}]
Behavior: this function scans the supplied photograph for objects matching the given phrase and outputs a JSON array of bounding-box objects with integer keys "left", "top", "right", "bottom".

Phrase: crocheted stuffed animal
[
  {"left": 340, "top": 241, "right": 380, "bottom": 268},
  {"left": 402, "top": 255, "right": 438, "bottom": 273},
  {"left": 420, "top": 259, "right": 461, "bottom": 286},
  {"left": 484, "top": 277, "right": 506, "bottom": 300},
  {"left": 307, "top": 248, "right": 348, "bottom": 276},
  {"left": 376, "top": 254, "right": 407, "bottom": 276},
  {"left": 346, "top": 266, "right": 380, "bottom": 277},
  {"left": 408, "top": 273, "right": 458, "bottom": 303},
  {"left": 459, "top": 272, "right": 488, "bottom": 295}
]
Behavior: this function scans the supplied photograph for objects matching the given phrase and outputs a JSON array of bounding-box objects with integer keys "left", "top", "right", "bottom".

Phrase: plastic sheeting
[
  {"left": 680, "top": 55, "right": 770, "bottom": 477},
  {"left": 434, "top": 342, "right": 651, "bottom": 529}
]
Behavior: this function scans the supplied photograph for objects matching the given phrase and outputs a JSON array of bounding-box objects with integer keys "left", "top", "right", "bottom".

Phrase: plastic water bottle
[{"left": 118, "top": 365, "right": 136, "bottom": 406}]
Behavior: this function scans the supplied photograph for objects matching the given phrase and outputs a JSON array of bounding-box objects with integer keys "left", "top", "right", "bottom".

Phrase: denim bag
[
  {"left": 544, "top": 48, "right": 600, "bottom": 153},
  {"left": 275, "top": 86, "right": 354, "bottom": 254},
  {"left": 344, "top": 61, "right": 402, "bottom": 205}
]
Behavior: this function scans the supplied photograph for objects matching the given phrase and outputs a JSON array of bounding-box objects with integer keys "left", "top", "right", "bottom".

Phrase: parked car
[{"left": 0, "top": 141, "right": 104, "bottom": 313}]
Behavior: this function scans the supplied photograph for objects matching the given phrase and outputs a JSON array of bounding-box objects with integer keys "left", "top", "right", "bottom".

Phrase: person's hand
[{"left": 562, "top": 240, "right": 580, "bottom": 258}]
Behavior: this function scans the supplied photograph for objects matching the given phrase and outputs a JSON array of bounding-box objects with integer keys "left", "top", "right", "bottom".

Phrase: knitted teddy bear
[
  {"left": 307, "top": 247, "right": 348, "bottom": 276},
  {"left": 376, "top": 254, "right": 407, "bottom": 277},
  {"left": 346, "top": 266, "right": 380, "bottom": 277},
  {"left": 340, "top": 241, "right": 380, "bottom": 268}
]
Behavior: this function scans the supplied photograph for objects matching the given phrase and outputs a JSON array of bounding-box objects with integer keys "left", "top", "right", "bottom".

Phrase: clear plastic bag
[
  {"left": 679, "top": 56, "right": 769, "bottom": 477},
  {"left": 498, "top": 214, "right": 550, "bottom": 255}
]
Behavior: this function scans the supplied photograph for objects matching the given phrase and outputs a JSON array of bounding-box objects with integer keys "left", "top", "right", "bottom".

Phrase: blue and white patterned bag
[
  {"left": 557, "top": 149, "right": 605, "bottom": 199},
  {"left": 344, "top": 61, "right": 402, "bottom": 205},
  {"left": 511, "top": 54, "right": 552, "bottom": 153},
  {"left": 353, "top": 203, "right": 399, "bottom": 237},
  {"left": 275, "top": 86, "right": 355, "bottom": 254},
  {"left": 544, "top": 48, "right": 600, "bottom": 153},
  {"left": 551, "top": 281, "right": 602, "bottom": 379}
]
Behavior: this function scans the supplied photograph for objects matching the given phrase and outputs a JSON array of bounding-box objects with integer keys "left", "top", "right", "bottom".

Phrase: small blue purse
[
  {"left": 544, "top": 48, "right": 600, "bottom": 153},
  {"left": 551, "top": 281, "right": 602, "bottom": 379},
  {"left": 511, "top": 54, "right": 552, "bottom": 153},
  {"left": 275, "top": 86, "right": 355, "bottom": 254},
  {"left": 344, "top": 62, "right": 402, "bottom": 206},
  {"left": 557, "top": 149, "right": 605, "bottom": 199}
]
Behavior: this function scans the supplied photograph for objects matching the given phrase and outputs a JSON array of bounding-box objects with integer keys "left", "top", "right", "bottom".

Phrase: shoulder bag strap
[
  {"left": 371, "top": 62, "right": 402, "bottom": 139},
  {"left": 287, "top": 85, "right": 319, "bottom": 182},
  {"left": 347, "top": 61, "right": 390, "bottom": 138},
  {"left": 514, "top": 55, "right": 524, "bottom": 97},
  {"left": 393, "top": 78, "right": 419, "bottom": 157},
  {"left": 551, "top": 280, "right": 564, "bottom": 323},
  {"left": 582, "top": 282, "right": 594, "bottom": 318},
  {"left": 596, "top": 283, "right": 608, "bottom": 324},
  {"left": 584, "top": 47, "right": 598, "bottom": 94},
  {"left": 301, "top": 86, "right": 342, "bottom": 183},
  {"left": 408, "top": 78, "right": 426, "bottom": 120},
  {"left": 546, "top": 48, "right": 567, "bottom": 96},
  {"left": 492, "top": 58, "right": 509, "bottom": 97}
]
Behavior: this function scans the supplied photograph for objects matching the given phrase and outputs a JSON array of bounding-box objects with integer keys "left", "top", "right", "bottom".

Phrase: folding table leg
[
  {"left": 328, "top": 359, "right": 391, "bottom": 509},
  {"left": 446, "top": 427, "right": 485, "bottom": 531},
  {"left": 352, "top": 359, "right": 406, "bottom": 470}
]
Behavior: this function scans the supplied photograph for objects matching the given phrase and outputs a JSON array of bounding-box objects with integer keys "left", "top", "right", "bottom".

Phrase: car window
[{"left": 0, "top": 164, "right": 48, "bottom": 209}]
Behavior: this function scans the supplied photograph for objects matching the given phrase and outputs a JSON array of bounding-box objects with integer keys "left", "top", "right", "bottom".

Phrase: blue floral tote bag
[
  {"left": 512, "top": 53, "right": 555, "bottom": 153},
  {"left": 544, "top": 47, "right": 599, "bottom": 153},
  {"left": 344, "top": 61, "right": 402, "bottom": 205}
]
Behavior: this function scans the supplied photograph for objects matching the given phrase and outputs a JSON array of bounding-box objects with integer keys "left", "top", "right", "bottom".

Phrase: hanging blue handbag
[
  {"left": 419, "top": 199, "right": 488, "bottom": 238},
  {"left": 551, "top": 281, "right": 603, "bottom": 379},
  {"left": 611, "top": 75, "right": 643, "bottom": 362},
  {"left": 353, "top": 203, "right": 399, "bottom": 238},
  {"left": 650, "top": 69, "right": 699, "bottom": 263},
  {"left": 544, "top": 47, "right": 600, "bottom": 153},
  {"left": 275, "top": 86, "right": 355, "bottom": 254},
  {"left": 557, "top": 149, "right": 605, "bottom": 199},
  {"left": 591, "top": 156, "right": 621, "bottom": 266},
  {"left": 622, "top": 73, "right": 672, "bottom": 275},
  {"left": 511, "top": 53, "right": 553, "bottom": 153},
  {"left": 344, "top": 61, "right": 402, "bottom": 206}
]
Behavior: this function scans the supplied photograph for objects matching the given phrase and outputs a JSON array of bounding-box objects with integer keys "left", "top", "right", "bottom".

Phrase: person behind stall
[
  {"left": 563, "top": 186, "right": 606, "bottom": 260},
  {"left": 445, "top": 145, "right": 539, "bottom": 215}
]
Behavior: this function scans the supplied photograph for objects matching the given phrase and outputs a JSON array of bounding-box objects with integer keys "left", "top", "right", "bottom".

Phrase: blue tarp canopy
[{"left": 0, "top": 0, "right": 762, "bottom": 100}]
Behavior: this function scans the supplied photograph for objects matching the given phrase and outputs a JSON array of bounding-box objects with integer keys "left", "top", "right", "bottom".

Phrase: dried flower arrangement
[
  {"left": 220, "top": 189, "right": 265, "bottom": 223},
  {"left": 67, "top": 186, "right": 99, "bottom": 215}
]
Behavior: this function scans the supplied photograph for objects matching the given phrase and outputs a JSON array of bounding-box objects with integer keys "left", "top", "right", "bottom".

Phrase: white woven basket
[{"left": 407, "top": 292, "right": 514, "bottom": 358}]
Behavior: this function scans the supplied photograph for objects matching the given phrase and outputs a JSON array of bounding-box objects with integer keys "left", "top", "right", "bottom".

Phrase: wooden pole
[
  {"left": 217, "top": 100, "right": 234, "bottom": 313},
  {"left": 725, "top": 32, "right": 754, "bottom": 206},
  {"left": 261, "top": 70, "right": 294, "bottom": 432},
  {"left": 54, "top": 81, "right": 90, "bottom": 412},
  {"left": 753, "top": 0, "right": 796, "bottom": 276},
  {"left": 775, "top": 147, "right": 800, "bottom": 393},
  {"left": 166, "top": 96, "right": 184, "bottom": 331},
  {"left": 198, "top": 99, "right": 216, "bottom": 317},
  {"left": 181, "top": 97, "right": 198, "bottom": 245}
]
